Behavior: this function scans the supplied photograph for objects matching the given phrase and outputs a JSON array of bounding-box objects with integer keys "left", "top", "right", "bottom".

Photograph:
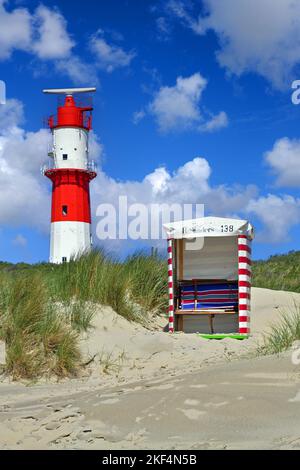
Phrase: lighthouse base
[{"left": 50, "top": 221, "right": 92, "bottom": 264}]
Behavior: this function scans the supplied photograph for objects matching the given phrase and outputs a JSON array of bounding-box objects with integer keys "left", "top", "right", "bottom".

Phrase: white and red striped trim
[
  {"left": 238, "top": 235, "right": 252, "bottom": 335},
  {"left": 167, "top": 238, "right": 174, "bottom": 333}
]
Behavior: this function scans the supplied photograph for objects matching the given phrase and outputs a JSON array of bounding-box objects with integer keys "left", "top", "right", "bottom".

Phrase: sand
[{"left": 0, "top": 287, "right": 300, "bottom": 449}]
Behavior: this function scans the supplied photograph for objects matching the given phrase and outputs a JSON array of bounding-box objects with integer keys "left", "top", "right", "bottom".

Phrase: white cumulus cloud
[
  {"left": 0, "top": 2, "right": 74, "bottom": 61},
  {"left": 146, "top": 73, "right": 228, "bottom": 133},
  {"left": 149, "top": 73, "right": 206, "bottom": 132},
  {"left": 90, "top": 32, "right": 135, "bottom": 73},
  {"left": 0, "top": 3, "right": 137, "bottom": 84},
  {"left": 55, "top": 55, "right": 99, "bottom": 85},
  {"left": 166, "top": 0, "right": 300, "bottom": 89},
  {"left": 31, "top": 5, "right": 75, "bottom": 59},
  {"left": 246, "top": 194, "right": 300, "bottom": 242},
  {"left": 199, "top": 111, "right": 228, "bottom": 133},
  {"left": 265, "top": 137, "right": 300, "bottom": 187},
  {"left": 0, "top": 99, "right": 50, "bottom": 231},
  {"left": 0, "top": 98, "right": 24, "bottom": 131},
  {"left": 0, "top": 2, "right": 97, "bottom": 84},
  {"left": 0, "top": 0, "right": 32, "bottom": 59}
]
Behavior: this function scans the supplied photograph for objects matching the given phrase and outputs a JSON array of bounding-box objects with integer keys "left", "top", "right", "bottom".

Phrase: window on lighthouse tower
[
  {"left": 62, "top": 154, "right": 68, "bottom": 160},
  {"left": 62, "top": 205, "right": 68, "bottom": 216}
]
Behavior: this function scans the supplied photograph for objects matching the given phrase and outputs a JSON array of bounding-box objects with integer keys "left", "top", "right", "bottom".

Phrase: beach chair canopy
[{"left": 163, "top": 216, "right": 254, "bottom": 240}]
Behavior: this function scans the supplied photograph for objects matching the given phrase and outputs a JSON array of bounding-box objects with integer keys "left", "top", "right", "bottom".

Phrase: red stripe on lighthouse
[
  {"left": 48, "top": 95, "right": 93, "bottom": 131},
  {"left": 45, "top": 168, "right": 96, "bottom": 223}
]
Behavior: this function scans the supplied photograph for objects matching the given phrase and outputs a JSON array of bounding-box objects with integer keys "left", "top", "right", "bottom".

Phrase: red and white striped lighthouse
[{"left": 43, "top": 87, "right": 97, "bottom": 264}]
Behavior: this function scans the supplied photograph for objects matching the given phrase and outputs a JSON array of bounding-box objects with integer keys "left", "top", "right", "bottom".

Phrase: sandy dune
[
  {"left": 79, "top": 287, "right": 300, "bottom": 384},
  {"left": 0, "top": 287, "right": 300, "bottom": 449}
]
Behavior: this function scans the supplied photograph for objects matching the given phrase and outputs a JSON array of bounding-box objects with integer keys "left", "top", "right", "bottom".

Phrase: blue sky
[{"left": 0, "top": 0, "right": 300, "bottom": 263}]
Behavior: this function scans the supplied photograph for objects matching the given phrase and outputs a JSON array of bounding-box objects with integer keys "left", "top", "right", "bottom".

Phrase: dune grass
[
  {"left": 45, "top": 249, "right": 168, "bottom": 321},
  {"left": 0, "top": 249, "right": 168, "bottom": 379},
  {"left": 48, "top": 249, "right": 132, "bottom": 320},
  {"left": 0, "top": 274, "right": 81, "bottom": 379},
  {"left": 252, "top": 250, "right": 300, "bottom": 293},
  {"left": 257, "top": 304, "right": 300, "bottom": 355},
  {"left": 122, "top": 252, "right": 168, "bottom": 313},
  {"left": 67, "top": 300, "right": 96, "bottom": 333}
]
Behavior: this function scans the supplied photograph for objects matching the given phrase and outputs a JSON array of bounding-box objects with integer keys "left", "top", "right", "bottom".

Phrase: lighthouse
[{"left": 43, "top": 87, "right": 97, "bottom": 264}]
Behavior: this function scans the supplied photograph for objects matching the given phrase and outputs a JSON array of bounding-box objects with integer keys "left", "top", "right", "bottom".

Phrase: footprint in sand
[
  {"left": 204, "top": 401, "right": 229, "bottom": 408},
  {"left": 176, "top": 408, "right": 206, "bottom": 420},
  {"left": 189, "top": 384, "right": 208, "bottom": 389},
  {"left": 148, "top": 383, "right": 174, "bottom": 391},
  {"left": 184, "top": 399, "right": 200, "bottom": 406},
  {"left": 99, "top": 398, "right": 120, "bottom": 405}
]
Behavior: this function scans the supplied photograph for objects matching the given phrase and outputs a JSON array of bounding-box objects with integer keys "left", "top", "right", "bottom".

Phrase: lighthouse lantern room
[{"left": 43, "top": 87, "right": 97, "bottom": 264}]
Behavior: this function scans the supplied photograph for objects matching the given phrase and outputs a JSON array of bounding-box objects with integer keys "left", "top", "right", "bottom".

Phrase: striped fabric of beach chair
[
  {"left": 181, "top": 284, "right": 196, "bottom": 310},
  {"left": 195, "top": 282, "right": 238, "bottom": 310}
]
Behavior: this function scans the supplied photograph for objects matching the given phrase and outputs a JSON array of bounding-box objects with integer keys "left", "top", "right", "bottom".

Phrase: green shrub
[{"left": 252, "top": 251, "right": 300, "bottom": 293}]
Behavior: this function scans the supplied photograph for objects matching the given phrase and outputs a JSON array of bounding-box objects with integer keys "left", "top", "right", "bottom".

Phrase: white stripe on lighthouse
[{"left": 50, "top": 221, "right": 92, "bottom": 264}]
